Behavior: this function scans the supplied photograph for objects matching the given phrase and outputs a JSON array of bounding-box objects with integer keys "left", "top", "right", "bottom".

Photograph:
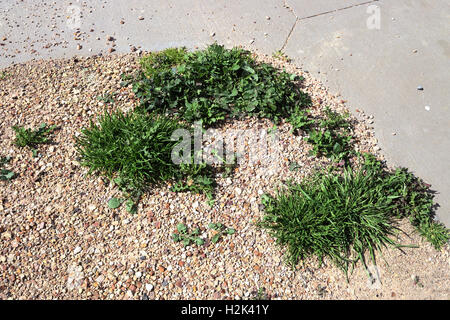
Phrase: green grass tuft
[
  {"left": 13, "top": 123, "right": 57, "bottom": 157},
  {"left": 75, "top": 111, "right": 184, "bottom": 193},
  {"left": 259, "top": 154, "right": 448, "bottom": 277},
  {"left": 75, "top": 110, "right": 216, "bottom": 204}
]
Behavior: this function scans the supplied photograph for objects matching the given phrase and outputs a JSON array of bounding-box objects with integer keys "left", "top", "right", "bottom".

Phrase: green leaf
[
  {"left": 195, "top": 238, "right": 205, "bottom": 246},
  {"left": 107, "top": 197, "right": 121, "bottom": 209},
  {"left": 231, "top": 63, "right": 240, "bottom": 71},
  {"left": 208, "top": 223, "right": 217, "bottom": 230},
  {"left": 172, "top": 233, "right": 180, "bottom": 242},
  {"left": 177, "top": 223, "right": 188, "bottom": 234},
  {"left": 125, "top": 199, "right": 137, "bottom": 214},
  {"left": 226, "top": 228, "right": 235, "bottom": 235},
  {"left": 5, "top": 171, "right": 15, "bottom": 180},
  {"left": 211, "top": 233, "right": 221, "bottom": 243}
]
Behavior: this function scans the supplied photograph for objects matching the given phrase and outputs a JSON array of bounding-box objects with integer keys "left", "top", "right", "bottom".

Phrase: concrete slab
[
  {"left": 284, "top": 0, "right": 450, "bottom": 225},
  {"left": 0, "top": 0, "right": 294, "bottom": 68},
  {"left": 285, "top": 0, "right": 374, "bottom": 19}
]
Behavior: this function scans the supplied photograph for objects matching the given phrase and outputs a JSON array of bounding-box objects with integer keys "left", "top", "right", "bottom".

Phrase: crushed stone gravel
[{"left": 0, "top": 52, "right": 448, "bottom": 300}]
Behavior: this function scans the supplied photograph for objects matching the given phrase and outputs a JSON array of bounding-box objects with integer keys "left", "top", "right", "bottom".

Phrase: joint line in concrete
[{"left": 280, "top": 0, "right": 379, "bottom": 51}]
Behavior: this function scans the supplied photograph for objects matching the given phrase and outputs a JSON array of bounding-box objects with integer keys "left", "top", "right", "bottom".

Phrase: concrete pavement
[{"left": 0, "top": 0, "right": 449, "bottom": 225}]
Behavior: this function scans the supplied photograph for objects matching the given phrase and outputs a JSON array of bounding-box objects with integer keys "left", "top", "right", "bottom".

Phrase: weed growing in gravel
[
  {"left": 305, "top": 107, "right": 352, "bottom": 161},
  {"left": 75, "top": 110, "right": 218, "bottom": 207},
  {"left": 288, "top": 107, "right": 315, "bottom": 132},
  {"left": 133, "top": 44, "right": 311, "bottom": 126},
  {"left": 13, "top": 123, "right": 57, "bottom": 157},
  {"left": 208, "top": 222, "right": 236, "bottom": 243},
  {"left": 0, "top": 156, "right": 15, "bottom": 181},
  {"left": 170, "top": 167, "right": 216, "bottom": 207},
  {"left": 171, "top": 222, "right": 236, "bottom": 247},
  {"left": 172, "top": 223, "right": 204, "bottom": 247},
  {"left": 272, "top": 50, "right": 292, "bottom": 62},
  {"left": 76, "top": 111, "right": 183, "bottom": 193},
  {"left": 259, "top": 154, "right": 448, "bottom": 277}
]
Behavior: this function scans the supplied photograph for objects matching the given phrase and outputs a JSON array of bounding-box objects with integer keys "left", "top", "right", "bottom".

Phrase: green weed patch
[{"left": 259, "top": 154, "right": 448, "bottom": 276}]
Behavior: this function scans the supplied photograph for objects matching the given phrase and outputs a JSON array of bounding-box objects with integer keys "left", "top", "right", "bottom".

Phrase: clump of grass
[
  {"left": 75, "top": 110, "right": 216, "bottom": 205},
  {"left": 13, "top": 123, "right": 57, "bottom": 156},
  {"left": 75, "top": 110, "right": 183, "bottom": 194},
  {"left": 259, "top": 154, "right": 448, "bottom": 277},
  {"left": 133, "top": 44, "right": 311, "bottom": 126}
]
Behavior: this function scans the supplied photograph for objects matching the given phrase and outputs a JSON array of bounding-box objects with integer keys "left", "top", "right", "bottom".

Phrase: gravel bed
[{"left": 0, "top": 52, "right": 448, "bottom": 300}]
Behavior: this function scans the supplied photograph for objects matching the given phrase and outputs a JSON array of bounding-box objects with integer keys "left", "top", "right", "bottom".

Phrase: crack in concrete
[
  {"left": 280, "top": 0, "right": 379, "bottom": 51},
  {"left": 280, "top": 0, "right": 298, "bottom": 51}
]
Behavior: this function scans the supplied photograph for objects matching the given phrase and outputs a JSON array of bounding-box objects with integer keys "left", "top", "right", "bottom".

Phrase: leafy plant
[
  {"left": 208, "top": 222, "right": 235, "bottom": 243},
  {"left": 133, "top": 44, "right": 311, "bottom": 126},
  {"left": 125, "top": 199, "right": 138, "bottom": 214},
  {"left": 305, "top": 107, "right": 352, "bottom": 161},
  {"left": 0, "top": 156, "right": 15, "bottom": 181},
  {"left": 13, "top": 123, "right": 57, "bottom": 156},
  {"left": 107, "top": 197, "right": 121, "bottom": 209},
  {"left": 259, "top": 153, "right": 448, "bottom": 278},
  {"left": 288, "top": 108, "right": 314, "bottom": 132},
  {"left": 306, "top": 129, "right": 352, "bottom": 160},
  {"left": 172, "top": 223, "right": 205, "bottom": 247},
  {"left": 140, "top": 47, "right": 188, "bottom": 79},
  {"left": 120, "top": 73, "right": 134, "bottom": 87}
]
